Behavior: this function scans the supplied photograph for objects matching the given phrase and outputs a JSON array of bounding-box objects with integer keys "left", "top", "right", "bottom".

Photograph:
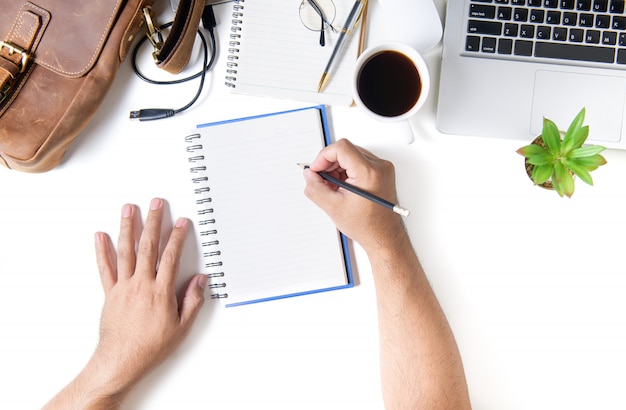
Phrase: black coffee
[{"left": 357, "top": 51, "right": 421, "bottom": 117}]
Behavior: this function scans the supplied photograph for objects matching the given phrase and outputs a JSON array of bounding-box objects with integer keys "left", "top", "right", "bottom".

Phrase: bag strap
[
  {"left": 146, "top": 0, "right": 206, "bottom": 74},
  {"left": 0, "top": 2, "right": 50, "bottom": 105}
]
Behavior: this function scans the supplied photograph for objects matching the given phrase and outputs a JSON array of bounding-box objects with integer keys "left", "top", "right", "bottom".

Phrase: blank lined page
[
  {"left": 227, "top": 0, "right": 362, "bottom": 106},
  {"left": 192, "top": 107, "right": 350, "bottom": 306}
]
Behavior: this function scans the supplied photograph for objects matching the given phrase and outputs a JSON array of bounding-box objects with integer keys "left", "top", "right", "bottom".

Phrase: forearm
[
  {"left": 368, "top": 234, "right": 471, "bottom": 409},
  {"left": 43, "top": 354, "right": 133, "bottom": 410}
]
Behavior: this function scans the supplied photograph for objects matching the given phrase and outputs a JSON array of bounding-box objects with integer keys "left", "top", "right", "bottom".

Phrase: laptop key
[
  {"left": 498, "top": 38, "right": 514, "bottom": 53},
  {"left": 585, "top": 29, "right": 601, "bottom": 43},
  {"left": 466, "top": 35, "right": 481, "bottom": 51},
  {"left": 470, "top": 4, "right": 496, "bottom": 18},
  {"left": 603, "top": 31, "right": 617, "bottom": 45},
  {"left": 514, "top": 39, "right": 533, "bottom": 55},
  {"left": 546, "top": 10, "right": 561, "bottom": 24},
  {"left": 504, "top": 22, "right": 520, "bottom": 35},
  {"left": 482, "top": 37, "right": 498, "bottom": 52},
  {"left": 535, "top": 41, "right": 615, "bottom": 62},
  {"left": 596, "top": 14, "right": 611, "bottom": 28},
  {"left": 513, "top": 7, "right": 529, "bottom": 20},
  {"left": 593, "top": 0, "right": 608, "bottom": 12},
  {"left": 553, "top": 27, "right": 568, "bottom": 39},
  {"left": 530, "top": 9, "right": 546, "bottom": 22},
  {"left": 498, "top": 6, "right": 513, "bottom": 19},
  {"left": 610, "top": 0, "right": 625, "bottom": 13},
  {"left": 613, "top": 16, "right": 626, "bottom": 29},
  {"left": 468, "top": 20, "right": 503, "bottom": 35},
  {"left": 563, "top": 12, "right": 577, "bottom": 25},
  {"left": 569, "top": 27, "right": 585, "bottom": 41},
  {"left": 537, "top": 25, "right": 552, "bottom": 38},
  {"left": 520, "top": 24, "right": 536, "bottom": 37},
  {"left": 579, "top": 13, "right": 594, "bottom": 26}
]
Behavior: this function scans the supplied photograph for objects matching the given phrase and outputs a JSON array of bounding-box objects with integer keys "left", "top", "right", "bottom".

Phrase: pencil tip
[{"left": 317, "top": 73, "right": 329, "bottom": 93}]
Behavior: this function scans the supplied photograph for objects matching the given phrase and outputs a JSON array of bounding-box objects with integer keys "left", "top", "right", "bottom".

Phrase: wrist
[
  {"left": 361, "top": 219, "right": 412, "bottom": 259},
  {"left": 365, "top": 229, "right": 423, "bottom": 282},
  {"left": 74, "top": 352, "right": 136, "bottom": 407},
  {"left": 44, "top": 357, "right": 130, "bottom": 410}
]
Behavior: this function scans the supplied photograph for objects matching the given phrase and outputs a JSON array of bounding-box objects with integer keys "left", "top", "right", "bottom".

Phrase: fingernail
[
  {"left": 303, "top": 168, "right": 312, "bottom": 181},
  {"left": 122, "top": 204, "right": 133, "bottom": 218},
  {"left": 150, "top": 198, "right": 162, "bottom": 210},
  {"left": 197, "top": 274, "right": 208, "bottom": 289},
  {"left": 175, "top": 217, "right": 187, "bottom": 228},
  {"left": 94, "top": 232, "right": 104, "bottom": 244}
]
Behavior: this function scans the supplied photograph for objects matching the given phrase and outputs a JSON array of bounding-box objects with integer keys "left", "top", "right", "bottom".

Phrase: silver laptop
[{"left": 437, "top": 0, "right": 626, "bottom": 149}]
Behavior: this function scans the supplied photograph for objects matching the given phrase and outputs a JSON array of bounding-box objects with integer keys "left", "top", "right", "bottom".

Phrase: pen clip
[{"left": 347, "top": 0, "right": 367, "bottom": 33}]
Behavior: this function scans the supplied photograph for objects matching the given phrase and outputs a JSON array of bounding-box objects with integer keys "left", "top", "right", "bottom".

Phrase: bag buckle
[
  {"left": 0, "top": 41, "right": 31, "bottom": 73},
  {"left": 142, "top": 7, "right": 164, "bottom": 63},
  {"left": 0, "top": 82, "right": 10, "bottom": 105}
]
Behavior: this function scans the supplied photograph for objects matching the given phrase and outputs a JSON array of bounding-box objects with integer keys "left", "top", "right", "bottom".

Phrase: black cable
[{"left": 129, "top": 7, "right": 218, "bottom": 121}]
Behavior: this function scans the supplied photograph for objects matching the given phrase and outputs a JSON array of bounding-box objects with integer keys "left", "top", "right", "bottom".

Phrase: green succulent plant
[{"left": 516, "top": 108, "right": 607, "bottom": 198}]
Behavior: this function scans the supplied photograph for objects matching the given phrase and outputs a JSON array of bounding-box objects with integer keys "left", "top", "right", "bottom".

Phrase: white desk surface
[{"left": 2, "top": 1, "right": 626, "bottom": 409}]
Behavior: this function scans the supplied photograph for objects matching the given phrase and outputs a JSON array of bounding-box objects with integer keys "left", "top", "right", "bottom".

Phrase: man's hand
[
  {"left": 303, "top": 139, "right": 407, "bottom": 254},
  {"left": 44, "top": 198, "right": 207, "bottom": 409}
]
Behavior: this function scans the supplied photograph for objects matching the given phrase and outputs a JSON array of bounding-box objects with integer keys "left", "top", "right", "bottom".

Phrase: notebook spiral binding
[
  {"left": 225, "top": 0, "right": 245, "bottom": 88},
  {"left": 185, "top": 133, "right": 228, "bottom": 300}
]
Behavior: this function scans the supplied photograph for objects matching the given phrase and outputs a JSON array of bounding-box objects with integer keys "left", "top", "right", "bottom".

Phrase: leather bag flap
[{"left": 1, "top": 0, "right": 125, "bottom": 78}]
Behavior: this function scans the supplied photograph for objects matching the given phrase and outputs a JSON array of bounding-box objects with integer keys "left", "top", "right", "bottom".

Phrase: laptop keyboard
[{"left": 464, "top": 0, "right": 626, "bottom": 68}]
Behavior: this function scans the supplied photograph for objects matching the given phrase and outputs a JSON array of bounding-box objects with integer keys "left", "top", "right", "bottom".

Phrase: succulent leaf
[
  {"left": 552, "top": 170, "right": 565, "bottom": 197},
  {"left": 531, "top": 163, "right": 553, "bottom": 185},
  {"left": 554, "top": 161, "right": 574, "bottom": 197},
  {"left": 569, "top": 145, "right": 606, "bottom": 158},
  {"left": 561, "top": 172, "right": 575, "bottom": 197},
  {"left": 563, "top": 107, "right": 585, "bottom": 142},
  {"left": 527, "top": 152, "right": 554, "bottom": 166},
  {"left": 561, "top": 125, "right": 589, "bottom": 154},
  {"left": 517, "top": 144, "right": 549, "bottom": 158},
  {"left": 564, "top": 108, "right": 586, "bottom": 140},
  {"left": 565, "top": 159, "right": 594, "bottom": 185},
  {"left": 541, "top": 117, "right": 561, "bottom": 154},
  {"left": 573, "top": 154, "right": 607, "bottom": 169},
  {"left": 554, "top": 160, "right": 567, "bottom": 182}
]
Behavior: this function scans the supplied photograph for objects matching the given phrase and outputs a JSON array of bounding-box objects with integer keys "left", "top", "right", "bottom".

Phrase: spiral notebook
[
  {"left": 184, "top": 106, "right": 353, "bottom": 307},
  {"left": 224, "top": 0, "right": 366, "bottom": 106}
]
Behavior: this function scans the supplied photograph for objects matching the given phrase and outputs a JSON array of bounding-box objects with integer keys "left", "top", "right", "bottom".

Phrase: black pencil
[{"left": 298, "top": 164, "right": 410, "bottom": 217}]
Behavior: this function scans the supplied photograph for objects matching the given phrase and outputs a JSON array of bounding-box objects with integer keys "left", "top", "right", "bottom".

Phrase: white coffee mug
[{"left": 352, "top": 42, "right": 430, "bottom": 143}]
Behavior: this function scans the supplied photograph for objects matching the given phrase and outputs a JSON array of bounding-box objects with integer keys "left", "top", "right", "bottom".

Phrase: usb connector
[{"left": 129, "top": 109, "right": 176, "bottom": 121}]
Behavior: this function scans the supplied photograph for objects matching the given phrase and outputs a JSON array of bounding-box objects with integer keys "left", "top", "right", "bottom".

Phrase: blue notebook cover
[{"left": 185, "top": 106, "right": 354, "bottom": 307}]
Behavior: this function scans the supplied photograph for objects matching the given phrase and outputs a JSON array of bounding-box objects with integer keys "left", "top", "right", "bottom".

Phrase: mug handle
[{"left": 385, "top": 119, "right": 415, "bottom": 145}]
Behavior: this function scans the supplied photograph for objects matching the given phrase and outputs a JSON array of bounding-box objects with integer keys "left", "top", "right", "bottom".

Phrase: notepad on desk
[
  {"left": 224, "top": 0, "right": 365, "bottom": 106},
  {"left": 184, "top": 106, "right": 353, "bottom": 307}
]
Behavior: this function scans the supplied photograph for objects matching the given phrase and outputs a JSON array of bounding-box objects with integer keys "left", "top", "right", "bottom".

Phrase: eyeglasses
[{"left": 299, "top": 0, "right": 336, "bottom": 47}]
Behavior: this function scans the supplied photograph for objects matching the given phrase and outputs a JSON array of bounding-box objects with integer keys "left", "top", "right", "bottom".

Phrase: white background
[{"left": 1, "top": 1, "right": 626, "bottom": 409}]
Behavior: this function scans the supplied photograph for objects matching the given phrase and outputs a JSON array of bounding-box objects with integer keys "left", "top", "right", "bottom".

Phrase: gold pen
[{"left": 317, "top": 0, "right": 367, "bottom": 93}]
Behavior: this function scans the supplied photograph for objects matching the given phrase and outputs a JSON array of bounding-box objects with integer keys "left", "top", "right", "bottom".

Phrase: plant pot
[
  {"left": 524, "top": 135, "right": 554, "bottom": 190},
  {"left": 524, "top": 134, "right": 575, "bottom": 191}
]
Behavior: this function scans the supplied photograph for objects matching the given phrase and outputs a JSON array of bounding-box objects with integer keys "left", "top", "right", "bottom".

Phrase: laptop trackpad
[{"left": 531, "top": 70, "right": 625, "bottom": 143}]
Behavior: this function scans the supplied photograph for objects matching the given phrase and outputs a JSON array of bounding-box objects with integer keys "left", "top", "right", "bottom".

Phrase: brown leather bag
[{"left": 0, "top": 0, "right": 206, "bottom": 173}]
